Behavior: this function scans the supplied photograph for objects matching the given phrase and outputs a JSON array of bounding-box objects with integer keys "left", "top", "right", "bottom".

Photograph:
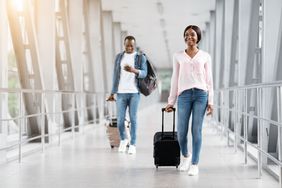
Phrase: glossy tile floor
[{"left": 0, "top": 103, "right": 280, "bottom": 188}]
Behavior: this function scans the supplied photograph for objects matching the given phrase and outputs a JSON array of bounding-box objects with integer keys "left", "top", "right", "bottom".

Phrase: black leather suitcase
[{"left": 153, "top": 108, "right": 180, "bottom": 168}]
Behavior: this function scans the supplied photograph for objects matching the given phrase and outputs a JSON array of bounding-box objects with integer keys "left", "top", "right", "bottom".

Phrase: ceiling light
[
  {"left": 156, "top": 2, "right": 163, "bottom": 15},
  {"left": 163, "top": 30, "right": 167, "bottom": 37},
  {"left": 160, "top": 18, "right": 165, "bottom": 28},
  {"left": 191, "top": 13, "right": 199, "bottom": 16}
]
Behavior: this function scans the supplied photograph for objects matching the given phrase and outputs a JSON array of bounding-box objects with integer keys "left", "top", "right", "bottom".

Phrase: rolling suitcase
[
  {"left": 106, "top": 117, "right": 130, "bottom": 148},
  {"left": 105, "top": 101, "right": 130, "bottom": 148},
  {"left": 153, "top": 108, "right": 180, "bottom": 168}
]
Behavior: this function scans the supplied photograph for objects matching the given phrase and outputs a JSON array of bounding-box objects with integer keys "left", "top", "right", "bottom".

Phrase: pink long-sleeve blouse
[{"left": 168, "top": 50, "right": 214, "bottom": 105}]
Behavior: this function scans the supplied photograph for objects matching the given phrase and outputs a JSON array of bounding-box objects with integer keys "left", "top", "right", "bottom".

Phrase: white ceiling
[{"left": 101, "top": 0, "right": 215, "bottom": 69}]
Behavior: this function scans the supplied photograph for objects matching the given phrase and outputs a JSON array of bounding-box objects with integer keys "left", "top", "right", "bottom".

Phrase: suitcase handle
[
  {"left": 161, "top": 108, "right": 176, "bottom": 139},
  {"left": 106, "top": 100, "right": 116, "bottom": 124}
]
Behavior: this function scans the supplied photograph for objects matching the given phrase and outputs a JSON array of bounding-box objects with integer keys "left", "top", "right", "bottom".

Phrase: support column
[
  {"left": 0, "top": 0, "right": 8, "bottom": 163},
  {"left": 263, "top": 0, "right": 282, "bottom": 82},
  {"left": 239, "top": 0, "right": 261, "bottom": 143},
  {"left": 203, "top": 22, "right": 210, "bottom": 52},
  {"left": 227, "top": 0, "right": 238, "bottom": 133},
  {"left": 7, "top": 0, "right": 46, "bottom": 140},
  {"left": 88, "top": 0, "right": 105, "bottom": 93},
  {"left": 36, "top": 0, "right": 57, "bottom": 139},
  {"left": 224, "top": 0, "right": 235, "bottom": 88},
  {"left": 215, "top": 0, "right": 225, "bottom": 89},
  {"left": 68, "top": 0, "right": 86, "bottom": 128},
  {"left": 101, "top": 11, "right": 114, "bottom": 92},
  {"left": 209, "top": 10, "right": 218, "bottom": 120},
  {"left": 229, "top": 0, "right": 239, "bottom": 87},
  {"left": 69, "top": 0, "right": 83, "bottom": 93},
  {"left": 209, "top": 11, "right": 216, "bottom": 88},
  {"left": 214, "top": 0, "right": 224, "bottom": 90},
  {"left": 200, "top": 30, "right": 207, "bottom": 50},
  {"left": 238, "top": 0, "right": 252, "bottom": 86},
  {"left": 121, "top": 30, "right": 128, "bottom": 51},
  {"left": 82, "top": 0, "right": 96, "bottom": 123},
  {"left": 113, "top": 22, "right": 122, "bottom": 55},
  {"left": 264, "top": 0, "right": 282, "bottom": 168},
  {"left": 55, "top": 0, "right": 79, "bottom": 129}
]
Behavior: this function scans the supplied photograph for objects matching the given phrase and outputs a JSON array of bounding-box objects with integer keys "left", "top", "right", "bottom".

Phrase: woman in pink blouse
[{"left": 165, "top": 25, "right": 214, "bottom": 176}]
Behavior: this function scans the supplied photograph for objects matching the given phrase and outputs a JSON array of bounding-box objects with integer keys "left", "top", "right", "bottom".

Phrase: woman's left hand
[{"left": 206, "top": 104, "right": 213, "bottom": 116}]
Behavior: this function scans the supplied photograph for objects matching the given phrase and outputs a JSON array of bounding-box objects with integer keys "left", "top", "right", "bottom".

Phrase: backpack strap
[{"left": 137, "top": 53, "right": 143, "bottom": 68}]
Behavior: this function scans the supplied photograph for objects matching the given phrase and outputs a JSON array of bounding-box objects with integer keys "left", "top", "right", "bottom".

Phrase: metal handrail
[
  {"left": 0, "top": 89, "right": 107, "bottom": 162},
  {"left": 0, "top": 87, "right": 106, "bottom": 94},
  {"left": 213, "top": 81, "right": 282, "bottom": 186},
  {"left": 218, "top": 107, "right": 282, "bottom": 128},
  {"left": 219, "top": 80, "right": 282, "bottom": 90},
  {"left": 226, "top": 128, "right": 282, "bottom": 166}
]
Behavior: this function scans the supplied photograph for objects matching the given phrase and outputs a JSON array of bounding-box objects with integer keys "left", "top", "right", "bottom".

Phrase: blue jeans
[
  {"left": 177, "top": 88, "right": 208, "bottom": 164},
  {"left": 116, "top": 93, "right": 140, "bottom": 145}
]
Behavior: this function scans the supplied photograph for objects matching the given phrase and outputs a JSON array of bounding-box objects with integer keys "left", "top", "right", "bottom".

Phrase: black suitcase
[{"left": 153, "top": 108, "right": 180, "bottom": 168}]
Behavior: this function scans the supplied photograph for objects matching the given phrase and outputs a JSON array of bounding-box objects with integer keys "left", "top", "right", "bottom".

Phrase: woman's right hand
[
  {"left": 106, "top": 94, "right": 116, "bottom": 101},
  {"left": 164, "top": 104, "right": 174, "bottom": 112}
]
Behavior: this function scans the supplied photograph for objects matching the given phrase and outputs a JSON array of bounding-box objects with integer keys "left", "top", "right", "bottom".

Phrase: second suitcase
[
  {"left": 153, "top": 108, "right": 180, "bottom": 168},
  {"left": 106, "top": 118, "right": 130, "bottom": 148},
  {"left": 105, "top": 101, "right": 130, "bottom": 148}
]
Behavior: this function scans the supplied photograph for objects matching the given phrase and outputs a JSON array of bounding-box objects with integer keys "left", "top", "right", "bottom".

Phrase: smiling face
[
  {"left": 184, "top": 28, "right": 198, "bottom": 47},
  {"left": 124, "top": 39, "right": 135, "bottom": 53}
]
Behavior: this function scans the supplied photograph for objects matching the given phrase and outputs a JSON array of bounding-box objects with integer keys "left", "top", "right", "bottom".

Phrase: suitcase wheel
[
  {"left": 176, "top": 165, "right": 178, "bottom": 168},
  {"left": 155, "top": 165, "right": 158, "bottom": 169},
  {"left": 111, "top": 145, "right": 114, "bottom": 149}
]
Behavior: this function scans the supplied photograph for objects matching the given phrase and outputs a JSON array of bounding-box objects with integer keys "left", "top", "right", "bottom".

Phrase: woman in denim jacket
[{"left": 107, "top": 36, "right": 147, "bottom": 154}]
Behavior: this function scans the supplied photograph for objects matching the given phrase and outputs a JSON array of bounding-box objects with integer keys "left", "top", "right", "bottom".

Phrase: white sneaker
[
  {"left": 128, "top": 145, "right": 136, "bottom": 155},
  {"left": 179, "top": 154, "right": 192, "bottom": 171},
  {"left": 188, "top": 165, "right": 199, "bottom": 176},
  {"left": 118, "top": 139, "right": 128, "bottom": 152}
]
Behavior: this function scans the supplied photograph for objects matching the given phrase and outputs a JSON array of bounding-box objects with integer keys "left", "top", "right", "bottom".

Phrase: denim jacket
[{"left": 111, "top": 51, "right": 148, "bottom": 94}]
